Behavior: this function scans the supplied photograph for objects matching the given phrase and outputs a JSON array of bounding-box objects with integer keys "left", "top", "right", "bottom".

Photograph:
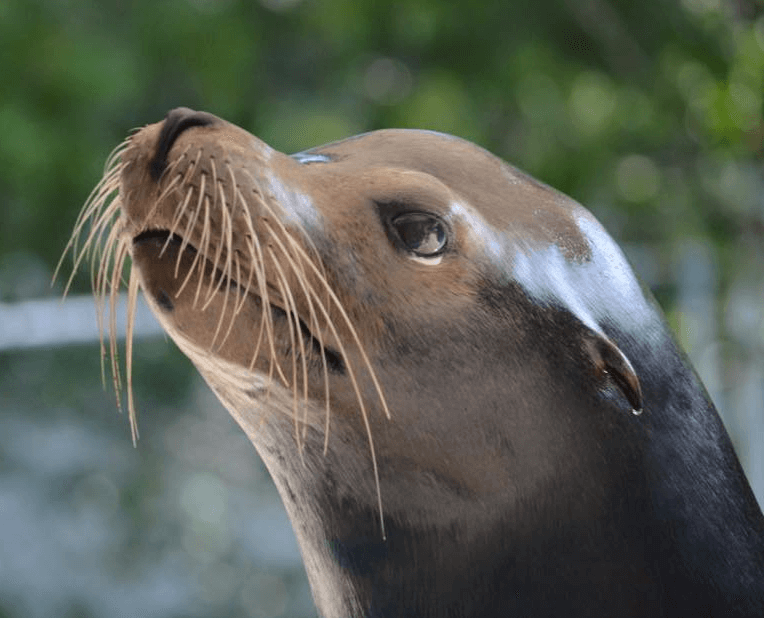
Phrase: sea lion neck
[{"left": 243, "top": 328, "right": 656, "bottom": 618}]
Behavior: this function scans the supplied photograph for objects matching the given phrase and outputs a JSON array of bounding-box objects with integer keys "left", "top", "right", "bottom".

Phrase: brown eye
[{"left": 390, "top": 213, "right": 447, "bottom": 257}]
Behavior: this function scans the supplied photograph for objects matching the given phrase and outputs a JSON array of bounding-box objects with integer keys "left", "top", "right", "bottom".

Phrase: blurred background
[{"left": 1, "top": 0, "right": 762, "bottom": 616}]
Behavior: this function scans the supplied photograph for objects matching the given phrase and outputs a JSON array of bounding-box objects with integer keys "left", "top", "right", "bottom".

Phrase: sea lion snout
[{"left": 149, "top": 107, "right": 218, "bottom": 181}]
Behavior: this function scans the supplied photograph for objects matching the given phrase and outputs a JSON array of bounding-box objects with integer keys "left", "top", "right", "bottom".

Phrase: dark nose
[{"left": 149, "top": 107, "right": 217, "bottom": 182}]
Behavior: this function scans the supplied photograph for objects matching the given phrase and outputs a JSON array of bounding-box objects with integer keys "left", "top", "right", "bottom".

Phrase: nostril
[{"left": 149, "top": 107, "right": 217, "bottom": 182}]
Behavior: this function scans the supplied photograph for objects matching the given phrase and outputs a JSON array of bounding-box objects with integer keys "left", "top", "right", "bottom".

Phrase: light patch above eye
[{"left": 291, "top": 152, "right": 332, "bottom": 164}]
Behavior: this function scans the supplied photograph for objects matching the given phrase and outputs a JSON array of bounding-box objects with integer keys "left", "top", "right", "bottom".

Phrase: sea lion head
[{"left": 63, "top": 108, "right": 764, "bottom": 618}]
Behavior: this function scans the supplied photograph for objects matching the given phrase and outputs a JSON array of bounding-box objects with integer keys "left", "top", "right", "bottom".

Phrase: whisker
[
  {"left": 261, "top": 222, "right": 386, "bottom": 538},
  {"left": 96, "top": 223, "right": 125, "bottom": 387},
  {"left": 59, "top": 140, "right": 128, "bottom": 254},
  {"left": 131, "top": 146, "right": 190, "bottom": 244},
  {"left": 173, "top": 186, "right": 198, "bottom": 278},
  {"left": 152, "top": 172, "right": 181, "bottom": 217},
  {"left": 203, "top": 161, "right": 226, "bottom": 306},
  {"left": 281, "top": 235, "right": 331, "bottom": 451},
  {"left": 160, "top": 176, "right": 193, "bottom": 257},
  {"left": 268, "top": 245, "right": 309, "bottom": 451},
  {"left": 108, "top": 241, "right": 130, "bottom": 411},
  {"left": 154, "top": 143, "right": 190, "bottom": 186},
  {"left": 243, "top": 239, "right": 270, "bottom": 372},
  {"left": 219, "top": 252, "right": 244, "bottom": 346},
  {"left": 126, "top": 264, "right": 141, "bottom": 446},
  {"left": 175, "top": 184, "right": 207, "bottom": 296},
  {"left": 270, "top": 253, "right": 301, "bottom": 448},
  {"left": 156, "top": 145, "right": 190, "bottom": 191},
  {"left": 261, "top": 213, "right": 390, "bottom": 419},
  {"left": 202, "top": 178, "right": 233, "bottom": 312},
  {"left": 59, "top": 127, "right": 391, "bottom": 537},
  {"left": 192, "top": 190, "right": 211, "bottom": 307},
  {"left": 229, "top": 166, "right": 257, "bottom": 318},
  {"left": 58, "top": 168, "right": 123, "bottom": 296},
  {"left": 208, "top": 254, "right": 231, "bottom": 352},
  {"left": 263, "top": 225, "right": 327, "bottom": 444},
  {"left": 235, "top": 185, "right": 287, "bottom": 385}
]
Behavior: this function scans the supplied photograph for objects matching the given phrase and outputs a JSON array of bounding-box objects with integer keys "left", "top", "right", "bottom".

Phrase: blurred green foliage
[{"left": 1, "top": 0, "right": 761, "bottom": 299}]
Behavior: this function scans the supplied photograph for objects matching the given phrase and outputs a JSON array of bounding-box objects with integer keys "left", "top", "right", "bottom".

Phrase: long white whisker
[
  {"left": 126, "top": 264, "right": 141, "bottom": 446},
  {"left": 262, "top": 221, "right": 387, "bottom": 538}
]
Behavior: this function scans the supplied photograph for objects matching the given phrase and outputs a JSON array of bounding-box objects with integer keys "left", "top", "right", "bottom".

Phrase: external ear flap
[{"left": 584, "top": 333, "right": 643, "bottom": 413}]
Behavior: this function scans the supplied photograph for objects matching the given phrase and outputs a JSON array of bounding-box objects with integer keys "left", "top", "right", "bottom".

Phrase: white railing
[{"left": 0, "top": 294, "right": 164, "bottom": 351}]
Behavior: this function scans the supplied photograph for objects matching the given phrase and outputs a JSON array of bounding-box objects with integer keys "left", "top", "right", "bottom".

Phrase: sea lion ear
[{"left": 583, "top": 332, "right": 643, "bottom": 413}]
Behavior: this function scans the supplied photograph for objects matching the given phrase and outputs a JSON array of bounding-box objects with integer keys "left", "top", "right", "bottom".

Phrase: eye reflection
[{"left": 390, "top": 213, "right": 447, "bottom": 257}]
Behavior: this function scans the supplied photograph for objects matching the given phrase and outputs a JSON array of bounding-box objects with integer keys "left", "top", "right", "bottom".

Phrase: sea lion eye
[{"left": 390, "top": 213, "right": 447, "bottom": 257}]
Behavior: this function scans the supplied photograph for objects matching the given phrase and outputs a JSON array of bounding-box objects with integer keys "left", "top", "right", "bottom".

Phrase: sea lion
[{"left": 62, "top": 107, "right": 764, "bottom": 617}]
